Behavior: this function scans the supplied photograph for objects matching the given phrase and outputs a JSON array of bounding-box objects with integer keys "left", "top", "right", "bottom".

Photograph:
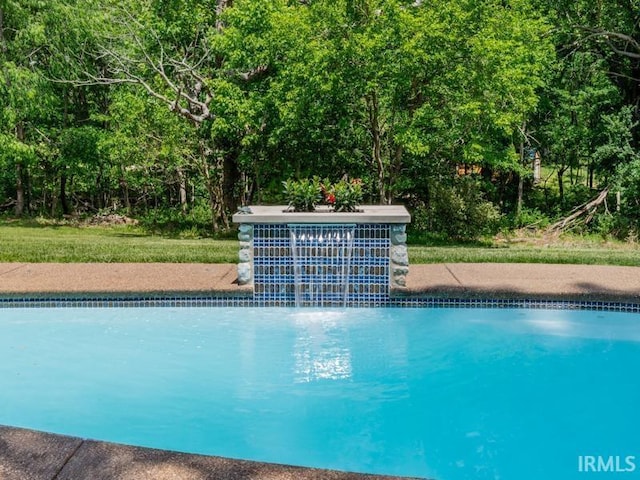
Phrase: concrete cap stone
[{"left": 232, "top": 205, "right": 411, "bottom": 224}]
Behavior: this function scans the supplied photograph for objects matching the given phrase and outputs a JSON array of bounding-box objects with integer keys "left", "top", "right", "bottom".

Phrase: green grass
[
  {"left": 0, "top": 223, "right": 237, "bottom": 263},
  {"left": 1, "top": 221, "right": 639, "bottom": 265},
  {"left": 409, "top": 244, "right": 640, "bottom": 266}
]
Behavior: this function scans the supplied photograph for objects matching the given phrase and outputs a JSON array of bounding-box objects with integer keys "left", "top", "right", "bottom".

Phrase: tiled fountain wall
[{"left": 234, "top": 206, "right": 410, "bottom": 306}]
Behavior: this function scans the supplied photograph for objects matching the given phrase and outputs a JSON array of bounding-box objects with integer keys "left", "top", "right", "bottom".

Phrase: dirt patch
[
  {"left": 493, "top": 228, "right": 635, "bottom": 249},
  {"left": 84, "top": 214, "right": 139, "bottom": 226}
]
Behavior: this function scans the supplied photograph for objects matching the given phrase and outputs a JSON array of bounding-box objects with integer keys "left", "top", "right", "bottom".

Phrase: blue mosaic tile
[
  {"left": 0, "top": 294, "right": 639, "bottom": 312},
  {"left": 252, "top": 223, "right": 391, "bottom": 307}
]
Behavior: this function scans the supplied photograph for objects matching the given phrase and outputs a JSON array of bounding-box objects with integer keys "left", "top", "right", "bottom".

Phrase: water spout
[{"left": 289, "top": 224, "right": 355, "bottom": 307}]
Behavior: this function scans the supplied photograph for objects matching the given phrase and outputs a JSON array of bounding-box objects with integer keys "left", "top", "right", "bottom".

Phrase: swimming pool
[{"left": 1, "top": 306, "right": 639, "bottom": 479}]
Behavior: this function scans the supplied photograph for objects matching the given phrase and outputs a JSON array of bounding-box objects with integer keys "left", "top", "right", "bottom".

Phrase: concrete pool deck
[
  {"left": 1, "top": 261, "right": 640, "bottom": 480},
  {"left": 1, "top": 262, "right": 640, "bottom": 302}
]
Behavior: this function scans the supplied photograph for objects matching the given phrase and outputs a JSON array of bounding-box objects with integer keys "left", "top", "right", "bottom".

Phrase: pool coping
[
  {"left": 0, "top": 425, "right": 423, "bottom": 480},
  {"left": 2, "top": 261, "right": 640, "bottom": 479},
  {"left": 1, "top": 262, "right": 640, "bottom": 306}
]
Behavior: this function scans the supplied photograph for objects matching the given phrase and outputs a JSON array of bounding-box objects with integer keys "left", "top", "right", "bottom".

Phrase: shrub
[
  {"left": 606, "top": 156, "right": 640, "bottom": 239},
  {"left": 138, "top": 201, "right": 214, "bottom": 237},
  {"left": 283, "top": 176, "right": 364, "bottom": 212},
  {"left": 282, "top": 177, "right": 322, "bottom": 212},
  {"left": 425, "top": 177, "right": 501, "bottom": 240},
  {"left": 322, "top": 178, "right": 363, "bottom": 212},
  {"left": 510, "top": 207, "right": 551, "bottom": 229}
]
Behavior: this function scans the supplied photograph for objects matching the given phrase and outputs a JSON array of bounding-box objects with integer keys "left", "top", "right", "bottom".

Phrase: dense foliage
[{"left": 0, "top": 0, "right": 638, "bottom": 239}]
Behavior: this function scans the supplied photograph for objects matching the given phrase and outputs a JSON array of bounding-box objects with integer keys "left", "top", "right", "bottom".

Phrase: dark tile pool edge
[
  {"left": 1, "top": 293, "right": 639, "bottom": 312},
  {"left": 0, "top": 425, "right": 424, "bottom": 480}
]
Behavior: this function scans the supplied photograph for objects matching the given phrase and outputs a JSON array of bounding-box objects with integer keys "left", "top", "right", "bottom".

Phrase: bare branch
[
  {"left": 577, "top": 27, "right": 640, "bottom": 60},
  {"left": 47, "top": 2, "right": 232, "bottom": 126},
  {"left": 216, "top": 0, "right": 231, "bottom": 33},
  {"left": 0, "top": 7, "right": 6, "bottom": 55},
  {"left": 608, "top": 71, "right": 640, "bottom": 83},
  {"left": 234, "top": 64, "right": 269, "bottom": 81},
  {"left": 547, "top": 188, "right": 610, "bottom": 233}
]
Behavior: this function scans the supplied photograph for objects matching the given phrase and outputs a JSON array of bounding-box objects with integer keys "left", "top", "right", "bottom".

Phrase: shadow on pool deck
[
  {"left": 2, "top": 262, "right": 640, "bottom": 479},
  {"left": 401, "top": 263, "right": 640, "bottom": 302},
  {"left": 1, "top": 262, "right": 639, "bottom": 302}
]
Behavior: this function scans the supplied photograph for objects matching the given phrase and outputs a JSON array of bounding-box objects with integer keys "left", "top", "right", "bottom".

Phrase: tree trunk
[
  {"left": 120, "top": 165, "right": 131, "bottom": 213},
  {"left": 557, "top": 166, "right": 567, "bottom": 204},
  {"left": 60, "top": 172, "right": 71, "bottom": 215},
  {"left": 389, "top": 144, "right": 404, "bottom": 204},
  {"left": 15, "top": 162, "right": 24, "bottom": 217},
  {"left": 516, "top": 122, "right": 527, "bottom": 217},
  {"left": 366, "top": 90, "right": 386, "bottom": 204},
  {"left": 0, "top": 6, "right": 7, "bottom": 55},
  {"left": 214, "top": 154, "right": 230, "bottom": 230},
  {"left": 198, "top": 140, "right": 230, "bottom": 232},
  {"left": 215, "top": 0, "right": 232, "bottom": 33},
  {"left": 177, "top": 168, "right": 188, "bottom": 213},
  {"left": 516, "top": 174, "right": 524, "bottom": 217},
  {"left": 201, "top": 159, "right": 220, "bottom": 233},
  {"left": 14, "top": 122, "right": 25, "bottom": 217},
  {"left": 532, "top": 151, "right": 541, "bottom": 185},
  {"left": 95, "top": 169, "right": 105, "bottom": 210},
  {"left": 223, "top": 153, "right": 240, "bottom": 214},
  {"left": 50, "top": 178, "right": 58, "bottom": 217}
]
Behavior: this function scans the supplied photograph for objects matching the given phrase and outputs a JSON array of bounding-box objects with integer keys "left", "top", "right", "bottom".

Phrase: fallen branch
[
  {"left": 546, "top": 187, "right": 609, "bottom": 233},
  {"left": 0, "top": 199, "right": 16, "bottom": 211}
]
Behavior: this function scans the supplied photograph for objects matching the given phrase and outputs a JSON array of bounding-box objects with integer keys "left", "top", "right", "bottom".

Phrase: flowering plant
[
  {"left": 282, "top": 177, "right": 322, "bottom": 212},
  {"left": 322, "top": 178, "right": 363, "bottom": 212},
  {"left": 283, "top": 176, "right": 364, "bottom": 212}
]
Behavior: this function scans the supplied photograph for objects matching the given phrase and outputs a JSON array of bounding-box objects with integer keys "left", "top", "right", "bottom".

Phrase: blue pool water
[{"left": 1, "top": 307, "right": 639, "bottom": 479}]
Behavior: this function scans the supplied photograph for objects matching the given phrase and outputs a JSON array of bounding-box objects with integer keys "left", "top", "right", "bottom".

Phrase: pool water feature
[
  {"left": 1, "top": 307, "right": 639, "bottom": 479},
  {"left": 289, "top": 224, "right": 355, "bottom": 307},
  {"left": 233, "top": 205, "right": 411, "bottom": 305},
  {"left": 251, "top": 223, "right": 392, "bottom": 306}
]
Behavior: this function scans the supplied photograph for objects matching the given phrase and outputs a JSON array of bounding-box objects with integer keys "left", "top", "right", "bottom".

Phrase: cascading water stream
[{"left": 289, "top": 224, "right": 355, "bottom": 307}]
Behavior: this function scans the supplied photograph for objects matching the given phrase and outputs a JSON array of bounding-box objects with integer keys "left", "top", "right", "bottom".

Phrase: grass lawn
[
  {"left": 0, "top": 223, "right": 237, "bottom": 263},
  {"left": 1, "top": 221, "right": 639, "bottom": 265},
  {"left": 409, "top": 243, "right": 640, "bottom": 266}
]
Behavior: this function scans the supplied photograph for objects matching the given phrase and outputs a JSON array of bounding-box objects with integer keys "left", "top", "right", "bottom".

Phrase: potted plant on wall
[
  {"left": 323, "top": 178, "right": 363, "bottom": 212},
  {"left": 283, "top": 176, "right": 364, "bottom": 212},
  {"left": 282, "top": 177, "right": 323, "bottom": 212}
]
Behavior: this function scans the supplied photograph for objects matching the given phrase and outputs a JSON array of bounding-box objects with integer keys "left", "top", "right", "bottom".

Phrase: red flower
[{"left": 326, "top": 193, "right": 336, "bottom": 204}]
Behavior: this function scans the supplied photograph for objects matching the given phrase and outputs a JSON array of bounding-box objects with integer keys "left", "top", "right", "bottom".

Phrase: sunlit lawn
[
  {"left": 409, "top": 243, "right": 640, "bottom": 266},
  {"left": 0, "top": 223, "right": 237, "bottom": 263},
  {"left": 1, "top": 221, "right": 639, "bottom": 266}
]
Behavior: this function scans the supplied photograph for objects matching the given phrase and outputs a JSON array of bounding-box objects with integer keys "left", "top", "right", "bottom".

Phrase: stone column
[
  {"left": 237, "top": 224, "right": 253, "bottom": 286},
  {"left": 390, "top": 224, "right": 409, "bottom": 288}
]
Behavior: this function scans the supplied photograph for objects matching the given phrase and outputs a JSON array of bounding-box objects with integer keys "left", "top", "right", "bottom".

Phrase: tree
[
  {"left": 223, "top": 0, "right": 553, "bottom": 213},
  {"left": 54, "top": 0, "right": 245, "bottom": 230},
  {"left": 103, "top": 87, "right": 201, "bottom": 215},
  {"left": 531, "top": 0, "right": 639, "bottom": 224},
  {"left": 0, "top": 0, "right": 60, "bottom": 215}
]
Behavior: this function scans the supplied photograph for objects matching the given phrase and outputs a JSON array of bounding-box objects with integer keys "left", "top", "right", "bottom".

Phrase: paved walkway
[
  {"left": 1, "top": 262, "right": 640, "bottom": 302},
  {"left": 2, "top": 262, "right": 640, "bottom": 480}
]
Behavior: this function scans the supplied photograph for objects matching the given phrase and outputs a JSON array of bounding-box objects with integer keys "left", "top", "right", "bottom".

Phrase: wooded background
[{"left": 1, "top": 0, "right": 639, "bottom": 239}]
